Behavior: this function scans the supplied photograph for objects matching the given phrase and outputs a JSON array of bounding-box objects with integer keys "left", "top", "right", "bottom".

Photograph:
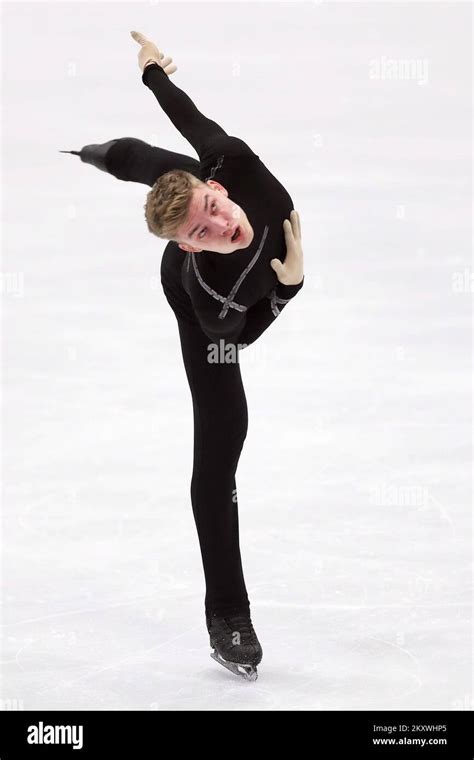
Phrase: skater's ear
[
  {"left": 178, "top": 243, "right": 203, "bottom": 253},
  {"left": 206, "top": 180, "right": 228, "bottom": 197}
]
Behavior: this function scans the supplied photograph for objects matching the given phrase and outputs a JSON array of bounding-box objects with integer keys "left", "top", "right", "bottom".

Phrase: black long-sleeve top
[{"left": 142, "top": 62, "right": 304, "bottom": 347}]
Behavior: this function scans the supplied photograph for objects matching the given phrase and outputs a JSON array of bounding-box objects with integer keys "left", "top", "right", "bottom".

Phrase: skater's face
[{"left": 176, "top": 181, "right": 254, "bottom": 254}]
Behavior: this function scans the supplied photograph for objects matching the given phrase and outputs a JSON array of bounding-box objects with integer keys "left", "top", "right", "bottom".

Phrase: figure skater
[{"left": 62, "top": 31, "right": 304, "bottom": 680}]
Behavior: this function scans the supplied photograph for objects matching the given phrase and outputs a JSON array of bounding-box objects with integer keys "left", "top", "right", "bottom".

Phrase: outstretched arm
[
  {"left": 142, "top": 64, "right": 228, "bottom": 158},
  {"left": 131, "top": 31, "right": 228, "bottom": 159}
]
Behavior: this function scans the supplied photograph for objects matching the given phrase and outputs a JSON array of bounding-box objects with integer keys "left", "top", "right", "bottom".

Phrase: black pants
[{"left": 105, "top": 138, "right": 250, "bottom": 616}]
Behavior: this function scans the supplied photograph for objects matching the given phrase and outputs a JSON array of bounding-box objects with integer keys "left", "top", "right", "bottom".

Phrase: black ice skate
[
  {"left": 207, "top": 611, "right": 263, "bottom": 681},
  {"left": 59, "top": 138, "right": 119, "bottom": 173}
]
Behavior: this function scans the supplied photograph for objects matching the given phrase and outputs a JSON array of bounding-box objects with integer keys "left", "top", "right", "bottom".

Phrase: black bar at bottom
[{"left": 0, "top": 709, "right": 472, "bottom": 756}]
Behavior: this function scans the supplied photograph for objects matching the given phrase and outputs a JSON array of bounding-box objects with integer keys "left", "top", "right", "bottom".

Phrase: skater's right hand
[{"left": 130, "top": 31, "right": 178, "bottom": 76}]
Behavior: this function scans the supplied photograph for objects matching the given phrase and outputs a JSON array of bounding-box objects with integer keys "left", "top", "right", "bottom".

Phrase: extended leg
[
  {"left": 62, "top": 136, "right": 201, "bottom": 187},
  {"left": 105, "top": 137, "right": 201, "bottom": 186}
]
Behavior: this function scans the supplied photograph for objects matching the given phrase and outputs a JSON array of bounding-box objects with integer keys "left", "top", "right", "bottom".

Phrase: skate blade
[{"left": 210, "top": 651, "right": 258, "bottom": 681}]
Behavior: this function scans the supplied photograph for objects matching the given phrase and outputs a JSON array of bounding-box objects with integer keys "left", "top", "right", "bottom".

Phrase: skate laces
[{"left": 225, "top": 613, "right": 254, "bottom": 639}]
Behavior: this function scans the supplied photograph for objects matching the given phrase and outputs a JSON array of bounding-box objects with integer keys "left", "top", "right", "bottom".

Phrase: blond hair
[{"left": 144, "top": 169, "right": 203, "bottom": 240}]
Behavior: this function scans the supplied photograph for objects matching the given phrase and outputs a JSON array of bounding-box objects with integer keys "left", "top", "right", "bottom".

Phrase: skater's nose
[{"left": 214, "top": 217, "right": 233, "bottom": 237}]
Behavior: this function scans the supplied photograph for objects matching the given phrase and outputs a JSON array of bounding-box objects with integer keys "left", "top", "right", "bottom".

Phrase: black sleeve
[
  {"left": 238, "top": 278, "right": 305, "bottom": 347},
  {"left": 195, "top": 278, "right": 305, "bottom": 348},
  {"left": 141, "top": 62, "right": 228, "bottom": 158}
]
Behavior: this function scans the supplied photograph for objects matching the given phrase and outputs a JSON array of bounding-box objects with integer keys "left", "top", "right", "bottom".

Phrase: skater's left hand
[
  {"left": 271, "top": 210, "right": 304, "bottom": 286},
  {"left": 130, "top": 31, "right": 178, "bottom": 76}
]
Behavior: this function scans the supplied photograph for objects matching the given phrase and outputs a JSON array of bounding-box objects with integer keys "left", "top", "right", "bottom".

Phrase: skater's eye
[
  {"left": 198, "top": 228, "right": 207, "bottom": 239},
  {"left": 211, "top": 202, "right": 217, "bottom": 214}
]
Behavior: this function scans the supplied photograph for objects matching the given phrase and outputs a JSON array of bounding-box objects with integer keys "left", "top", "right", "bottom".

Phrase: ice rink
[{"left": 2, "top": 1, "right": 472, "bottom": 710}]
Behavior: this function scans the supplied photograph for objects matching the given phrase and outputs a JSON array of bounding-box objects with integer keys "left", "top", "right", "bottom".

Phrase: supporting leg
[{"left": 175, "top": 315, "right": 250, "bottom": 617}]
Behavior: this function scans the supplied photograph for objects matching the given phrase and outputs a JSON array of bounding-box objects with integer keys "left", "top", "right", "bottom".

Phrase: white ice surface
[{"left": 1, "top": 1, "right": 472, "bottom": 710}]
